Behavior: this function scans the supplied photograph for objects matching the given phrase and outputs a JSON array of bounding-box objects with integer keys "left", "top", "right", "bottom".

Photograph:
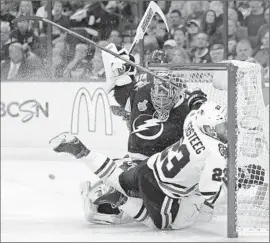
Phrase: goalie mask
[
  {"left": 150, "top": 73, "right": 185, "bottom": 122},
  {"left": 102, "top": 43, "right": 136, "bottom": 93},
  {"left": 197, "top": 102, "right": 227, "bottom": 143}
]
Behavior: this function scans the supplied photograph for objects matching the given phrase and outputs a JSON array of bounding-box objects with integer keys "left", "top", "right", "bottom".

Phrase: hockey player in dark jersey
[
  {"left": 81, "top": 44, "right": 192, "bottom": 225},
  {"left": 104, "top": 44, "right": 190, "bottom": 159}
]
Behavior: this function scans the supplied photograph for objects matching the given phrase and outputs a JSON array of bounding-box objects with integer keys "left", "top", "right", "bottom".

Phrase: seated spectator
[
  {"left": 154, "top": 20, "right": 169, "bottom": 49},
  {"left": 173, "top": 27, "right": 187, "bottom": 49},
  {"left": 200, "top": 10, "right": 219, "bottom": 46},
  {"left": 209, "top": 44, "right": 224, "bottom": 63},
  {"left": 52, "top": 1, "right": 70, "bottom": 39},
  {"left": 0, "top": 0, "right": 15, "bottom": 29},
  {"left": 244, "top": 1, "right": 266, "bottom": 48},
  {"left": 1, "top": 42, "right": 42, "bottom": 80},
  {"left": 163, "top": 39, "right": 176, "bottom": 61},
  {"left": 63, "top": 43, "right": 93, "bottom": 80},
  {"left": 168, "top": 9, "right": 184, "bottom": 38},
  {"left": 189, "top": 32, "right": 211, "bottom": 64},
  {"left": 253, "top": 48, "right": 269, "bottom": 72},
  {"left": 35, "top": 0, "right": 48, "bottom": 36},
  {"left": 186, "top": 1, "right": 205, "bottom": 23},
  {"left": 0, "top": 21, "right": 12, "bottom": 62},
  {"left": 256, "top": 8, "right": 269, "bottom": 46},
  {"left": 185, "top": 19, "right": 200, "bottom": 50},
  {"left": 9, "top": 19, "right": 40, "bottom": 57},
  {"left": 52, "top": 41, "right": 69, "bottom": 79},
  {"left": 235, "top": 39, "right": 253, "bottom": 61},
  {"left": 209, "top": 1, "right": 224, "bottom": 28},
  {"left": 168, "top": 46, "right": 190, "bottom": 64},
  {"left": 16, "top": 0, "right": 34, "bottom": 17},
  {"left": 107, "top": 29, "right": 122, "bottom": 46},
  {"left": 90, "top": 40, "right": 109, "bottom": 79}
]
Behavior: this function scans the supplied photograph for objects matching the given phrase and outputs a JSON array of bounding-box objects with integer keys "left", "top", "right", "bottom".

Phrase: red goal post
[{"left": 148, "top": 60, "right": 269, "bottom": 238}]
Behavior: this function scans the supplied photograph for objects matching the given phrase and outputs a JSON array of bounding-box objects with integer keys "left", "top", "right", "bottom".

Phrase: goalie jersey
[
  {"left": 147, "top": 108, "right": 228, "bottom": 204},
  {"left": 114, "top": 82, "right": 190, "bottom": 158}
]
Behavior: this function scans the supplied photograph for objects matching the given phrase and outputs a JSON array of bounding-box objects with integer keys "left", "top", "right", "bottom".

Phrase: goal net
[{"left": 149, "top": 60, "right": 269, "bottom": 237}]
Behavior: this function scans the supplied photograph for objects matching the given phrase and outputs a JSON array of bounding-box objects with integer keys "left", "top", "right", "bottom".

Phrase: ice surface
[{"left": 1, "top": 159, "right": 268, "bottom": 242}]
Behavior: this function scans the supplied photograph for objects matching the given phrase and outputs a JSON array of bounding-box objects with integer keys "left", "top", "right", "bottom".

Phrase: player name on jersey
[{"left": 185, "top": 121, "right": 205, "bottom": 154}]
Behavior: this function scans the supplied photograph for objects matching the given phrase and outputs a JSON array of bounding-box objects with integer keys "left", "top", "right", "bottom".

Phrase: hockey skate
[{"left": 49, "top": 132, "right": 90, "bottom": 159}]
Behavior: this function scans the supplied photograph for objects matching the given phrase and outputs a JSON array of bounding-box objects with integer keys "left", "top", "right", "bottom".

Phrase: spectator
[
  {"left": 10, "top": 19, "right": 40, "bottom": 57},
  {"left": 168, "top": 46, "right": 190, "bottom": 64},
  {"left": 52, "top": 41, "right": 69, "bottom": 78},
  {"left": 0, "top": 21, "right": 11, "bottom": 63},
  {"left": 189, "top": 32, "right": 211, "bottom": 64},
  {"left": 256, "top": 7, "right": 269, "bottom": 46},
  {"left": 168, "top": 9, "right": 184, "bottom": 38},
  {"left": 228, "top": 1, "right": 245, "bottom": 25},
  {"left": 35, "top": 0, "right": 48, "bottom": 36},
  {"left": 209, "top": 44, "right": 224, "bottom": 63},
  {"left": 51, "top": 1, "right": 70, "bottom": 41},
  {"left": 154, "top": 20, "right": 169, "bottom": 49},
  {"left": 107, "top": 29, "right": 122, "bottom": 46},
  {"left": 186, "top": 1, "right": 205, "bottom": 23},
  {"left": 16, "top": 0, "right": 34, "bottom": 17},
  {"left": 173, "top": 27, "right": 187, "bottom": 49},
  {"left": 1, "top": 42, "right": 41, "bottom": 80},
  {"left": 91, "top": 40, "right": 109, "bottom": 78},
  {"left": 0, "top": 0, "right": 15, "bottom": 29},
  {"left": 235, "top": 39, "right": 253, "bottom": 61},
  {"left": 163, "top": 39, "right": 176, "bottom": 61},
  {"left": 209, "top": 1, "right": 224, "bottom": 28},
  {"left": 253, "top": 48, "right": 269, "bottom": 72},
  {"left": 200, "top": 10, "right": 218, "bottom": 45},
  {"left": 244, "top": 1, "right": 266, "bottom": 47},
  {"left": 63, "top": 43, "right": 93, "bottom": 80},
  {"left": 185, "top": 19, "right": 200, "bottom": 50}
]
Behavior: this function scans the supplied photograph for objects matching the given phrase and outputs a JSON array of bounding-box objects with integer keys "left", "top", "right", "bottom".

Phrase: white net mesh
[{"left": 150, "top": 61, "right": 269, "bottom": 234}]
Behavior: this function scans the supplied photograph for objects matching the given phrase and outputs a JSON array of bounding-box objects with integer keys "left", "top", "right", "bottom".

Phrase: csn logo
[{"left": 1, "top": 100, "right": 49, "bottom": 123}]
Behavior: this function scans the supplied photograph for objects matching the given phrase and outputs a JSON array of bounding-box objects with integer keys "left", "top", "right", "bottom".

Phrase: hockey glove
[
  {"left": 187, "top": 89, "right": 207, "bottom": 110},
  {"left": 238, "top": 164, "right": 265, "bottom": 189}
]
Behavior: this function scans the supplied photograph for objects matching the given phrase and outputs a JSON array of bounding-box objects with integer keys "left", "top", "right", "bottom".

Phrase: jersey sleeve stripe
[
  {"left": 95, "top": 158, "right": 111, "bottom": 174},
  {"left": 158, "top": 181, "right": 198, "bottom": 198},
  {"left": 153, "top": 163, "right": 187, "bottom": 189},
  {"left": 95, "top": 159, "right": 116, "bottom": 179}
]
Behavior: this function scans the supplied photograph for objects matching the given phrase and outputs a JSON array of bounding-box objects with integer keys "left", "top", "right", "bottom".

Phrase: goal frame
[{"left": 148, "top": 63, "right": 255, "bottom": 238}]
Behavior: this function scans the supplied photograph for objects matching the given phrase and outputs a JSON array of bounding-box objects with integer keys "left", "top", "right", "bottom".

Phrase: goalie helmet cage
[{"left": 149, "top": 60, "right": 269, "bottom": 238}]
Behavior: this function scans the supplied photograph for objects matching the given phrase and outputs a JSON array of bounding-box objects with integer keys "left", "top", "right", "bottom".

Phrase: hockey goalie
[
  {"left": 77, "top": 44, "right": 194, "bottom": 225},
  {"left": 50, "top": 93, "right": 265, "bottom": 230}
]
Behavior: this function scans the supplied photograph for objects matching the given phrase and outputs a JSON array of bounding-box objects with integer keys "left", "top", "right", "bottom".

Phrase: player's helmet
[
  {"left": 150, "top": 73, "right": 185, "bottom": 121},
  {"left": 197, "top": 102, "right": 227, "bottom": 142}
]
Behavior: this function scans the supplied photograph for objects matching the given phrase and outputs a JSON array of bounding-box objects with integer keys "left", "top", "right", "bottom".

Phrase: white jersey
[{"left": 147, "top": 108, "right": 227, "bottom": 204}]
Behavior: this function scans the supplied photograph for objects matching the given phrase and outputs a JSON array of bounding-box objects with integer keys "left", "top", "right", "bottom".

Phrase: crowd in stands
[{"left": 0, "top": 0, "right": 269, "bottom": 84}]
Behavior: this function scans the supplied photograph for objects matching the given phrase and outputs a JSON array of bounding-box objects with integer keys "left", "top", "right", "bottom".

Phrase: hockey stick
[
  {"left": 128, "top": 1, "right": 169, "bottom": 54},
  {"left": 12, "top": 15, "right": 168, "bottom": 83}
]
